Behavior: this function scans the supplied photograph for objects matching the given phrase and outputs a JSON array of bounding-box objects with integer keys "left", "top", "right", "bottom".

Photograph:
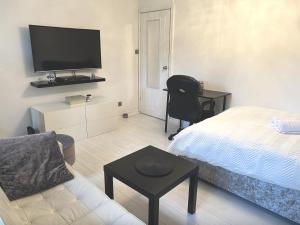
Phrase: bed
[{"left": 168, "top": 106, "right": 300, "bottom": 224}]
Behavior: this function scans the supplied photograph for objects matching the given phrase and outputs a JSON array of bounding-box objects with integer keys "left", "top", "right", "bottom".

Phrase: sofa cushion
[
  {"left": 0, "top": 167, "right": 145, "bottom": 225},
  {"left": 0, "top": 132, "right": 74, "bottom": 201}
]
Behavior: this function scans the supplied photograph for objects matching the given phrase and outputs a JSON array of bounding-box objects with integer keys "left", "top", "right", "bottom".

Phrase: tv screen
[{"left": 29, "top": 25, "right": 102, "bottom": 72}]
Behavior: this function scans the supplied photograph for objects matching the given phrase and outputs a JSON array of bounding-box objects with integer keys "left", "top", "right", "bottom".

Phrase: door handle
[{"left": 162, "top": 66, "right": 168, "bottom": 70}]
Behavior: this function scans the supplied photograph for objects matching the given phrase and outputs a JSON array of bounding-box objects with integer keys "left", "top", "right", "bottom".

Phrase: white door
[{"left": 139, "top": 9, "right": 171, "bottom": 119}]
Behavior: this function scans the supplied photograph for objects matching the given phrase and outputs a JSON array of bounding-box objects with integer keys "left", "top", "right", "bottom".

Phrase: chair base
[
  {"left": 168, "top": 126, "right": 183, "bottom": 141},
  {"left": 168, "top": 102, "right": 215, "bottom": 141},
  {"left": 168, "top": 133, "right": 177, "bottom": 141}
]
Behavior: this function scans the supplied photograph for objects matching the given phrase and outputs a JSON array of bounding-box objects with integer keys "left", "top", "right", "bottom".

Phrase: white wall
[
  {"left": 0, "top": 0, "right": 139, "bottom": 136},
  {"left": 139, "top": 0, "right": 172, "bottom": 12},
  {"left": 140, "top": 0, "right": 300, "bottom": 112}
]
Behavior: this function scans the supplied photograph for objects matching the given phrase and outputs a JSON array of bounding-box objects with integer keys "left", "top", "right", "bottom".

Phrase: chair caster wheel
[{"left": 168, "top": 135, "right": 174, "bottom": 141}]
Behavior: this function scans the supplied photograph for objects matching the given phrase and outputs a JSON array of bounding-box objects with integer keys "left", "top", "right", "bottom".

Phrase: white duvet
[{"left": 168, "top": 106, "right": 300, "bottom": 191}]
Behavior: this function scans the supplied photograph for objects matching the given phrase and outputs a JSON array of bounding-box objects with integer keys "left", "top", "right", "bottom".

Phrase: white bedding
[{"left": 168, "top": 106, "right": 300, "bottom": 191}]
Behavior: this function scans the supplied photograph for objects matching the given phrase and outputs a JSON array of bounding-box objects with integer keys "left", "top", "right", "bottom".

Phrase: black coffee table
[{"left": 103, "top": 146, "right": 199, "bottom": 225}]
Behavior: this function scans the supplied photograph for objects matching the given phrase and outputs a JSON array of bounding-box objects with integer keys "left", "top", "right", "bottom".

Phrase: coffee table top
[{"left": 104, "top": 146, "right": 198, "bottom": 198}]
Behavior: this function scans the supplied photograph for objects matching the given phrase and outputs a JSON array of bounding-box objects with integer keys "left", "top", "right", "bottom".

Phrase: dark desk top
[
  {"left": 104, "top": 146, "right": 198, "bottom": 198},
  {"left": 163, "top": 88, "right": 231, "bottom": 100}
]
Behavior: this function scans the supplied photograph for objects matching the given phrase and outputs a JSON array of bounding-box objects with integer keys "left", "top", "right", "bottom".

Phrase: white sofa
[{"left": 0, "top": 167, "right": 145, "bottom": 225}]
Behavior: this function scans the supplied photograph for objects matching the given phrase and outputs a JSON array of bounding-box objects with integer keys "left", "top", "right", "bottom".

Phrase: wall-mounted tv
[{"left": 29, "top": 25, "right": 102, "bottom": 72}]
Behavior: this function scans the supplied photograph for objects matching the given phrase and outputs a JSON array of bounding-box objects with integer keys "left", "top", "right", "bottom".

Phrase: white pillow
[{"left": 272, "top": 117, "right": 300, "bottom": 134}]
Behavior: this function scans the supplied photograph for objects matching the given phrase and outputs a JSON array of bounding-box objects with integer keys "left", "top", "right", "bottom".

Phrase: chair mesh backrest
[{"left": 167, "top": 75, "right": 202, "bottom": 122}]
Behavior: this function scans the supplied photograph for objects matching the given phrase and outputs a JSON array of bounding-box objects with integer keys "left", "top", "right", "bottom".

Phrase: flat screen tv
[{"left": 29, "top": 25, "right": 102, "bottom": 72}]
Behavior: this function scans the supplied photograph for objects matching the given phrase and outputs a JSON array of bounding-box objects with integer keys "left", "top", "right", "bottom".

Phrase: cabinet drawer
[
  {"left": 86, "top": 101, "right": 118, "bottom": 121},
  {"left": 44, "top": 107, "right": 86, "bottom": 131},
  {"left": 87, "top": 117, "right": 118, "bottom": 138}
]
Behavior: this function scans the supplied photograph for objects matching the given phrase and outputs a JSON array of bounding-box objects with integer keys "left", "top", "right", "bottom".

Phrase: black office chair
[{"left": 167, "top": 75, "right": 215, "bottom": 140}]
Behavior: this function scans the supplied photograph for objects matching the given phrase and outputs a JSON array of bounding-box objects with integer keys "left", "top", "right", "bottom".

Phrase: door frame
[{"left": 138, "top": 8, "right": 174, "bottom": 118}]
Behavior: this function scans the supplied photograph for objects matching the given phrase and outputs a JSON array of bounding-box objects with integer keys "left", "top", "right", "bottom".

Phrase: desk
[{"left": 163, "top": 88, "right": 231, "bottom": 133}]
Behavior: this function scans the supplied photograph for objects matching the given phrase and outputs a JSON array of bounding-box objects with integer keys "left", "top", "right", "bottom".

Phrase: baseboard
[
  {"left": 119, "top": 108, "right": 139, "bottom": 117},
  {"left": 128, "top": 110, "right": 140, "bottom": 116}
]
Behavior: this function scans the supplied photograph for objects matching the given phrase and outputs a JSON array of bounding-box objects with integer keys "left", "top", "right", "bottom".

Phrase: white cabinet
[
  {"left": 85, "top": 98, "right": 119, "bottom": 138},
  {"left": 31, "top": 97, "right": 119, "bottom": 141}
]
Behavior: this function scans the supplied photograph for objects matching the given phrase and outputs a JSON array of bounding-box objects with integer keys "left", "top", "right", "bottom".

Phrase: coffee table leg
[
  {"left": 104, "top": 171, "right": 114, "bottom": 199},
  {"left": 188, "top": 170, "right": 198, "bottom": 214},
  {"left": 149, "top": 197, "right": 159, "bottom": 225}
]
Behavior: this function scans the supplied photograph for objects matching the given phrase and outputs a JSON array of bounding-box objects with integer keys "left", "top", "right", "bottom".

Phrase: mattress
[
  {"left": 168, "top": 106, "right": 300, "bottom": 191},
  {"left": 0, "top": 166, "right": 145, "bottom": 225}
]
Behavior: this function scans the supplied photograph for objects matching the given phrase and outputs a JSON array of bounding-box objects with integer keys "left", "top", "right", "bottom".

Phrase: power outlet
[{"left": 118, "top": 101, "right": 122, "bottom": 107}]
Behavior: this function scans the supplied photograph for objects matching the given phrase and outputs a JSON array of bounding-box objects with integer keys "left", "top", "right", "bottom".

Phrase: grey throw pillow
[{"left": 0, "top": 131, "right": 74, "bottom": 201}]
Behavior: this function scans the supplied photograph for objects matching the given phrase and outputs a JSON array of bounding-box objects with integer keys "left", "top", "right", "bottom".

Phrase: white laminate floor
[{"left": 73, "top": 114, "right": 295, "bottom": 225}]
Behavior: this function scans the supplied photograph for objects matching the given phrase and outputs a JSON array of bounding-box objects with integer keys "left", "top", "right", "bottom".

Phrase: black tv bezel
[{"left": 29, "top": 25, "right": 102, "bottom": 72}]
